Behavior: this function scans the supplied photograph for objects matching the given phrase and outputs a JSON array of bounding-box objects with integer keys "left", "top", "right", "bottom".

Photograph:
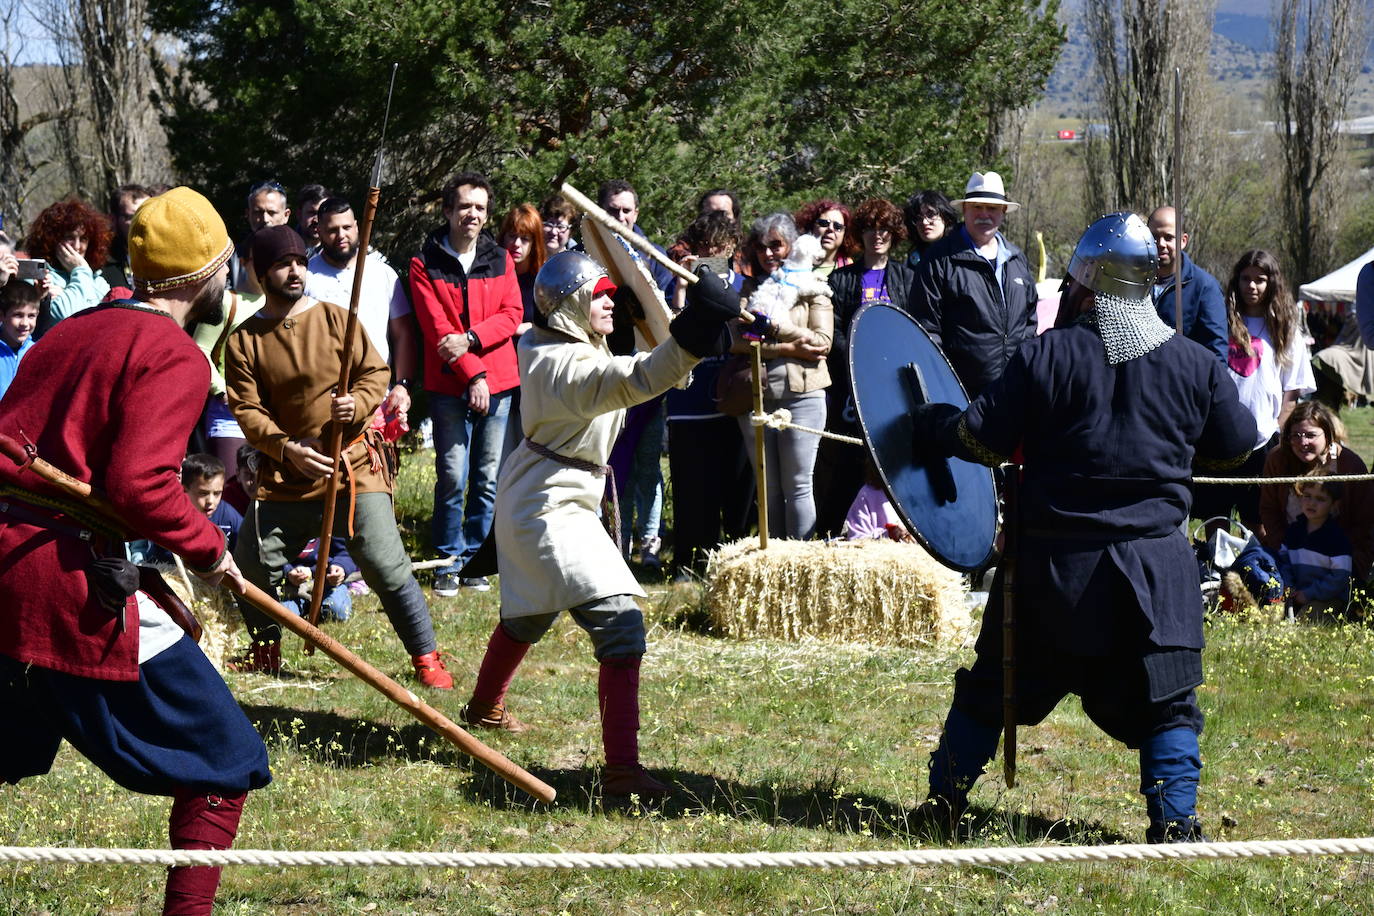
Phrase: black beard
[{"left": 322, "top": 239, "right": 358, "bottom": 267}]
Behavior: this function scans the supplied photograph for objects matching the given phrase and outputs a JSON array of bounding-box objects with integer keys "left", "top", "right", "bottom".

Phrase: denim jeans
[
  {"left": 737, "top": 390, "right": 825, "bottom": 539},
  {"left": 431, "top": 388, "right": 512, "bottom": 572}
]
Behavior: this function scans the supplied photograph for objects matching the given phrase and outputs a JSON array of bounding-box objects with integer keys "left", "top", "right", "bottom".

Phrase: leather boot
[
  {"left": 460, "top": 700, "right": 529, "bottom": 733},
  {"left": 411, "top": 650, "right": 453, "bottom": 689},
  {"left": 603, "top": 763, "right": 670, "bottom": 798},
  {"left": 226, "top": 640, "right": 280, "bottom": 675}
]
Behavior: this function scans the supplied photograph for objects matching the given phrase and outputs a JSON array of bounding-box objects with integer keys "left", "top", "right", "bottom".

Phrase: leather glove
[
  {"left": 911, "top": 402, "right": 962, "bottom": 464},
  {"left": 669, "top": 267, "right": 741, "bottom": 358}
]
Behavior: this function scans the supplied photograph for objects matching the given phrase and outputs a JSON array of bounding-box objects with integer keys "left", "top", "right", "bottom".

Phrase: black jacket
[
  {"left": 826, "top": 258, "right": 913, "bottom": 433},
  {"left": 907, "top": 228, "right": 1038, "bottom": 397}
]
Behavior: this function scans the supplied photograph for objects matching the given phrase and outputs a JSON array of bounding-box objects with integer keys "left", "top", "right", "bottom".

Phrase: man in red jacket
[
  {"left": 409, "top": 171, "right": 523, "bottom": 596},
  {"left": 0, "top": 187, "right": 271, "bottom": 915}
]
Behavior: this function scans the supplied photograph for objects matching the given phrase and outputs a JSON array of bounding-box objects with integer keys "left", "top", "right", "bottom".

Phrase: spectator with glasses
[
  {"left": 902, "top": 189, "right": 958, "bottom": 269},
  {"left": 539, "top": 193, "right": 578, "bottom": 256},
  {"left": 1258, "top": 399, "right": 1372, "bottom": 576},
  {"left": 794, "top": 199, "right": 853, "bottom": 280}
]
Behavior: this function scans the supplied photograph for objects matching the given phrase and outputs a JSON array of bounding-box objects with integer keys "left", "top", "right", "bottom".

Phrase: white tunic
[{"left": 495, "top": 311, "right": 698, "bottom": 617}]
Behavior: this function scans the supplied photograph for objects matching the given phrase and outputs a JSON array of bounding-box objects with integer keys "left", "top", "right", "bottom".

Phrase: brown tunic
[{"left": 226, "top": 299, "right": 391, "bottom": 501}]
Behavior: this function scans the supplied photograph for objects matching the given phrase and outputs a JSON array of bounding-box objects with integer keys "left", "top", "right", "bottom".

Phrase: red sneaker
[{"left": 411, "top": 650, "right": 453, "bottom": 689}]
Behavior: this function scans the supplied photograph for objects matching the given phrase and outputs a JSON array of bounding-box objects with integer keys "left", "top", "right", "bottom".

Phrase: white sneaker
[{"left": 639, "top": 535, "right": 662, "bottom": 568}]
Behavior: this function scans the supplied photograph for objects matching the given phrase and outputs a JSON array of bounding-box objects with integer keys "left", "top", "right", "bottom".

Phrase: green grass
[{"left": 4, "top": 452, "right": 1374, "bottom": 913}]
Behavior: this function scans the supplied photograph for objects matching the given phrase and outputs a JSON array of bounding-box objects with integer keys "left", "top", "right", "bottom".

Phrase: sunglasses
[{"left": 814, "top": 218, "right": 845, "bottom": 231}]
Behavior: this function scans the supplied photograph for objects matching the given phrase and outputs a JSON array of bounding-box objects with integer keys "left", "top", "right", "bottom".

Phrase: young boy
[
  {"left": 149, "top": 455, "right": 243, "bottom": 564},
  {"left": 1278, "top": 478, "right": 1353, "bottom": 615},
  {"left": 0, "top": 280, "right": 39, "bottom": 400},
  {"left": 279, "top": 537, "right": 355, "bottom": 623}
]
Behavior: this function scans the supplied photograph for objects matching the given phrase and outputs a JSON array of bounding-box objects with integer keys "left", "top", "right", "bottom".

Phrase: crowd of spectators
[{"left": 0, "top": 169, "right": 1368, "bottom": 615}]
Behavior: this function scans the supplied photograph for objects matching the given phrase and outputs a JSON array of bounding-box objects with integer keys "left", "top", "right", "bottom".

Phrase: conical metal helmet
[
  {"left": 1066, "top": 212, "right": 1159, "bottom": 300},
  {"left": 533, "top": 250, "right": 607, "bottom": 316}
]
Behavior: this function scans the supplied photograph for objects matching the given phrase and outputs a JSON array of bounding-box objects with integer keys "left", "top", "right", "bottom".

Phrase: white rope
[
  {"left": 3, "top": 836, "right": 1373, "bottom": 870},
  {"left": 1192, "top": 472, "right": 1374, "bottom": 485},
  {"left": 749, "top": 409, "right": 864, "bottom": 446}
]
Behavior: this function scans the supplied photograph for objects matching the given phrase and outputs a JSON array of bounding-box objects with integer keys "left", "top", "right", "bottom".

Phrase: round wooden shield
[
  {"left": 848, "top": 303, "right": 997, "bottom": 571},
  {"left": 580, "top": 220, "right": 673, "bottom": 349}
]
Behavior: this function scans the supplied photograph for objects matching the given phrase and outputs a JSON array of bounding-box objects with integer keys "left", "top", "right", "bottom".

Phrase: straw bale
[
  {"left": 705, "top": 538, "right": 970, "bottom": 647},
  {"left": 157, "top": 566, "right": 244, "bottom": 672}
]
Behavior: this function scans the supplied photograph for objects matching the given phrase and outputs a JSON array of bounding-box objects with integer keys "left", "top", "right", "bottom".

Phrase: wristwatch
[
  {"left": 465, "top": 329, "right": 480, "bottom": 351},
  {"left": 392, "top": 377, "right": 413, "bottom": 391}
]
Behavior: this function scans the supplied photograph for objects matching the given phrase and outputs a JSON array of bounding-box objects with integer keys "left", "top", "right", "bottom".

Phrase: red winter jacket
[
  {"left": 408, "top": 230, "right": 523, "bottom": 397},
  {"left": 0, "top": 304, "right": 227, "bottom": 681}
]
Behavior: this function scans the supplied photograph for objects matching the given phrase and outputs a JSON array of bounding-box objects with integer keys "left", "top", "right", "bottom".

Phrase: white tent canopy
[{"left": 1298, "top": 245, "right": 1374, "bottom": 303}]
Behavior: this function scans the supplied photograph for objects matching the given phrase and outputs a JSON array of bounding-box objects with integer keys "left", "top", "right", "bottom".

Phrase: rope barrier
[
  {"left": 749, "top": 409, "right": 864, "bottom": 445},
  {"left": 3, "top": 836, "right": 1373, "bottom": 870},
  {"left": 746, "top": 407, "right": 1374, "bottom": 488}
]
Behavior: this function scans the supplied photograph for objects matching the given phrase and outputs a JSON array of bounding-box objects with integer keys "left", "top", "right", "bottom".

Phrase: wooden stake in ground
[
  {"left": 751, "top": 340, "right": 768, "bottom": 550},
  {"left": 0, "top": 433, "right": 557, "bottom": 804}
]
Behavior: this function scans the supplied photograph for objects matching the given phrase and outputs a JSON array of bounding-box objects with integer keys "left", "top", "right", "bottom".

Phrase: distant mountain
[{"left": 1043, "top": 9, "right": 1374, "bottom": 119}]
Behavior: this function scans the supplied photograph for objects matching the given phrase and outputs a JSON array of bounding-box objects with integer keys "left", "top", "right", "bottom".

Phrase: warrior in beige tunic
[{"left": 460, "top": 250, "right": 743, "bottom": 798}]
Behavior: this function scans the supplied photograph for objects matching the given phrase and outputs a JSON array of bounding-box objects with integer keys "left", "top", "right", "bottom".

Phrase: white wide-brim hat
[{"left": 952, "top": 171, "right": 1020, "bottom": 213}]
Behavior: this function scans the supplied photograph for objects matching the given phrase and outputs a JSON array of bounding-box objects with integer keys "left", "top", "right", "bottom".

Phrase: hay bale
[
  {"left": 158, "top": 566, "right": 244, "bottom": 672},
  {"left": 704, "top": 538, "right": 970, "bottom": 647}
]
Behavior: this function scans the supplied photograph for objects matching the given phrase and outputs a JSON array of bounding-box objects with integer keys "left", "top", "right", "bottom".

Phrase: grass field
[{"left": 4, "top": 427, "right": 1374, "bottom": 914}]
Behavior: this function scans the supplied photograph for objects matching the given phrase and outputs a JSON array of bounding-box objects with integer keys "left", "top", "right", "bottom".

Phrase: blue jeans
[{"left": 431, "top": 389, "right": 512, "bottom": 572}]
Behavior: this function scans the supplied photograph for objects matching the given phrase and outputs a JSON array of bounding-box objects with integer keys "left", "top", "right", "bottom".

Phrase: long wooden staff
[
  {"left": 1001, "top": 467, "right": 1020, "bottom": 789},
  {"left": 305, "top": 64, "right": 399, "bottom": 647},
  {"left": 1172, "top": 66, "right": 1185, "bottom": 334},
  {"left": 0, "top": 433, "right": 556, "bottom": 803}
]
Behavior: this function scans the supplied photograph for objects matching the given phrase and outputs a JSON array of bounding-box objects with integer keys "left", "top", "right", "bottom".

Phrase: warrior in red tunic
[{"left": 0, "top": 188, "right": 271, "bottom": 915}]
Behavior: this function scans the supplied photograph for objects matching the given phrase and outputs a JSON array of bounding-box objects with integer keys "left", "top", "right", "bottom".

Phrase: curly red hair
[
  {"left": 25, "top": 198, "right": 113, "bottom": 271},
  {"left": 793, "top": 198, "right": 857, "bottom": 259},
  {"left": 852, "top": 198, "right": 908, "bottom": 243}
]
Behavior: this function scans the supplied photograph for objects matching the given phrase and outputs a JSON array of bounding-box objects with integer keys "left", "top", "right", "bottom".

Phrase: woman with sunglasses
[
  {"left": 733, "top": 212, "right": 833, "bottom": 539},
  {"left": 538, "top": 193, "right": 578, "bottom": 256},
  {"left": 814, "top": 198, "right": 913, "bottom": 535},
  {"left": 794, "top": 199, "right": 853, "bottom": 280}
]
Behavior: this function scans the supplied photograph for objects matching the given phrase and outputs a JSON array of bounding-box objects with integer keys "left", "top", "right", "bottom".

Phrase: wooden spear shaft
[
  {"left": 304, "top": 185, "right": 380, "bottom": 650},
  {"left": 1173, "top": 66, "right": 1185, "bottom": 334},
  {"left": 0, "top": 435, "right": 556, "bottom": 803}
]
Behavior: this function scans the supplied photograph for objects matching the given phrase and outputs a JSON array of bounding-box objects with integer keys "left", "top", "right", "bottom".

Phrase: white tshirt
[
  {"left": 305, "top": 250, "right": 411, "bottom": 364},
  {"left": 1227, "top": 314, "right": 1315, "bottom": 448}
]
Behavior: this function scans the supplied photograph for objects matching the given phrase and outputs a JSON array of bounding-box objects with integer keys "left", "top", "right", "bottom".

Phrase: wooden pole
[
  {"left": 1001, "top": 468, "right": 1019, "bottom": 789},
  {"left": 304, "top": 185, "right": 381, "bottom": 650},
  {"left": 1173, "top": 66, "right": 1185, "bottom": 334},
  {"left": 750, "top": 340, "right": 768, "bottom": 549},
  {"left": 0, "top": 435, "right": 556, "bottom": 803}
]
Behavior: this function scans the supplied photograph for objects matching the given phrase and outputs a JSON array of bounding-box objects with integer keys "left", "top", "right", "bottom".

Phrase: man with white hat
[
  {"left": 908, "top": 170, "right": 1039, "bottom": 397},
  {"left": 0, "top": 187, "right": 271, "bottom": 914}
]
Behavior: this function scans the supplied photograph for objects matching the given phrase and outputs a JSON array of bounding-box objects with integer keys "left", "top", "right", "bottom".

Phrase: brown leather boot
[
  {"left": 460, "top": 699, "right": 529, "bottom": 733},
  {"left": 602, "top": 763, "right": 670, "bottom": 798},
  {"left": 411, "top": 650, "right": 454, "bottom": 689},
  {"left": 226, "top": 641, "right": 280, "bottom": 675}
]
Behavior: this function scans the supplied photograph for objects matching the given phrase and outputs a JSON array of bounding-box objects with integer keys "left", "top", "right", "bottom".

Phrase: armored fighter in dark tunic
[{"left": 912, "top": 212, "right": 1257, "bottom": 842}]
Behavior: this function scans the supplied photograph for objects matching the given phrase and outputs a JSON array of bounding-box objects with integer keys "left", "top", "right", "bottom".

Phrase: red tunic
[{"left": 0, "top": 303, "right": 226, "bottom": 681}]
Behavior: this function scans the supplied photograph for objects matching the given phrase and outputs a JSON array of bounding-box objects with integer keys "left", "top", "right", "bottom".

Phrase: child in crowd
[
  {"left": 221, "top": 444, "right": 261, "bottom": 515},
  {"left": 147, "top": 454, "right": 243, "bottom": 564},
  {"left": 0, "top": 280, "right": 39, "bottom": 400},
  {"left": 843, "top": 458, "right": 912, "bottom": 541},
  {"left": 278, "top": 537, "right": 355, "bottom": 623},
  {"left": 1278, "top": 478, "right": 1353, "bottom": 616}
]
